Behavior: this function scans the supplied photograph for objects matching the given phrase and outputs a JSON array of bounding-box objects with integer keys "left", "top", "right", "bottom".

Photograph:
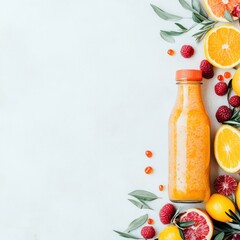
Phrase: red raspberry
[
  {"left": 229, "top": 95, "right": 240, "bottom": 107},
  {"left": 180, "top": 45, "right": 194, "bottom": 58},
  {"left": 215, "top": 82, "right": 228, "bottom": 96},
  {"left": 214, "top": 175, "right": 237, "bottom": 196},
  {"left": 216, "top": 105, "right": 232, "bottom": 123},
  {"left": 140, "top": 226, "right": 155, "bottom": 239},
  {"left": 232, "top": 4, "right": 240, "bottom": 18},
  {"left": 159, "top": 203, "right": 176, "bottom": 224},
  {"left": 231, "top": 234, "right": 240, "bottom": 240},
  {"left": 200, "top": 60, "right": 214, "bottom": 79}
]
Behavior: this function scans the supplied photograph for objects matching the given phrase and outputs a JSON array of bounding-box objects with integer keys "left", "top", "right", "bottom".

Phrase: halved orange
[
  {"left": 214, "top": 125, "right": 240, "bottom": 173},
  {"left": 204, "top": 25, "right": 240, "bottom": 69},
  {"left": 203, "top": 0, "right": 240, "bottom": 22}
]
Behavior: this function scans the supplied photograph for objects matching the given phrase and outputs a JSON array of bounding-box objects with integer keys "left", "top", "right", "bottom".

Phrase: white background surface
[{"left": 0, "top": 0, "right": 237, "bottom": 239}]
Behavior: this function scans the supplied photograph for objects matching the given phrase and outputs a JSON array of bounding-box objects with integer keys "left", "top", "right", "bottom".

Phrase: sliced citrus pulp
[
  {"left": 180, "top": 208, "right": 213, "bottom": 240},
  {"left": 203, "top": 0, "right": 240, "bottom": 22},
  {"left": 214, "top": 125, "right": 240, "bottom": 173},
  {"left": 204, "top": 25, "right": 240, "bottom": 69}
]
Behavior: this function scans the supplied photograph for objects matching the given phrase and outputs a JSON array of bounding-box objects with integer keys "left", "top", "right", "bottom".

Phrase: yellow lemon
[
  {"left": 204, "top": 25, "right": 240, "bottom": 69},
  {"left": 233, "top": 68, "right": 240, "bottom": 96},
  {"left": 158, "top": 225, "right": 181, "bottom": 240},
  {"left": 236, "top": 182, "right": 240, "bottom": 210},
  {"left": 206, "top": 193, "right": 236, "bottom": 222},
  {"left": 214, "top": 125, "right": 240, "bottom": 173}
]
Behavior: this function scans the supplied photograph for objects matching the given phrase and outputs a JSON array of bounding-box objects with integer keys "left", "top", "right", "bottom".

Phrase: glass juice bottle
[{"left": 168, "top": 69, "right": 210, "bottom": 203}]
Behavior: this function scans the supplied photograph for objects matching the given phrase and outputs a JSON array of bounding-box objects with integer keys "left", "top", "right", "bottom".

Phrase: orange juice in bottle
[{"left": 168, "top": 69, "right": 210, "bottom": 203}]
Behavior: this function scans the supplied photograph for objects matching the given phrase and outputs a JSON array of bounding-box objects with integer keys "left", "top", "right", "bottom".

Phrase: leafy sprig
[
  {"left": 151, "top": 0, "right": 218, "bottom": 43},
  {"left": 114, "top": 190, "right": 159, "bottom": 239}
]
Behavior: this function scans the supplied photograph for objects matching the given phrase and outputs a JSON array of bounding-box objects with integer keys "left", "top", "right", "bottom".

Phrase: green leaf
[
  {"left": 161, "top": 30, "right": 184, "bottom": 36},
  {"left": 138, "top": 199, "right": 154, "bottom": 210},
  {"left": 227, "top": 79, "right": 233, "bottom": 102},
  {"left": 160, "top": 31, "right": 175, "bottom": 43},
  {"left": 199, "top": 4, "right": 209, "bottom": 18},
  {"left": 175, "top": 23, "right": 187, "bottom": 30},
  {"left": 178, "top": 0, "right": 207, "bottom": 20},
  {"left": 125, "top": 214, "right": 148, "bottom": 232},
  {"left": 178, "top": 228, "right": 185, "bottom": 240},
  {"left": 232, "top": 108, "right": 240, "bottom": 119},
  {"left": 201, "top": 20, "right": 216, "bottom": 25},
  {"left": 178, "top": 221, "right": 195, "bottom": 227},
  {"left": 128, "top": 190, "right": 159, "bottom": 201},
  {"left": 223, "top": 120, "right": 240, "bottom": 126},
  {"left": 191, "top": 0, "right": 200, "bottom": 13},
  {"left": 228, "top": 79, "right": 232, "bottom": 89},
  {"left": 214, "top": 232, "right": 225, "bottom": 240},
  {"left": 224, "top": 10, "right": 233, "bottom": 22},
  {"left": 128, "top": 199, "right": 153, "bottom": 210},
  {"left": 179, "top": 0, "right": 193, "bottom": 11},
  {"left": 192, "top": 12, "right": 202, "bottom": 23},
  {"left": 113, "top": 230, "right": 142, "bottom": 239},
  {"left": 150, "top": 4, "right": 183, "bottom": 21}
]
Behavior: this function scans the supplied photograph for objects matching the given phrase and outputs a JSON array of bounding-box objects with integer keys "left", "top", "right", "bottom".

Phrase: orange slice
[
  {"left": 204, "top": 25, "right": 240, "bottom": 69},
  {"left": 214, "top": 125, "right": 240, "bottom": 173},
  {"left": 203, "top": 0, "right": 240, "bottom": 22}
]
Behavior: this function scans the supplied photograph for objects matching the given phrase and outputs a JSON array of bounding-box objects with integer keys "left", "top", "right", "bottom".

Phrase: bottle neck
[{"left": 175, "top": 82, "right": 203, "bottom": 109}]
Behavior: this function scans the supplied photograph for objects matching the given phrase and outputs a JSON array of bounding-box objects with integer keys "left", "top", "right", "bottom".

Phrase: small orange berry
[
  {"left": 159, "top": 184, "right": 164, "bottom": 191},
  {"left": 224, "top": 72, "right": 231, "bottom": 79},
  {"left": 217, "top": 75, "right": 224, "bottom": 81},
  {"left": 145, "top": 150, "right": 153, "bottom": 158},
  {"left": 167, "top": 49, "right": 175, "bottom": 56},
  {"left": 145, "top": 166, "right": 153, "bottom": 174},
  {"left": 148, "top": 218, "right": 154, "bottom": 225}
]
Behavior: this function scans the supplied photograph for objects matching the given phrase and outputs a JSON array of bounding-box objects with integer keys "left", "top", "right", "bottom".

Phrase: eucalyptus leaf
[
  {"left": 150, "top": 4, "right": 183, "bottom": 21},
  {"left": 178, "top": 0, "right": 207, "bottom": 20},
  {"left": 113, "top": 230, "right": 142, "bottom": 239},
  {"left": 179, "top": 0, "right": 193, "bottom": 11},
  {"left": 126, "top": 214, "right": 148, "bottom": 232},
  {"left": 191, "top": 0, "right": 200, "bottom": 13},
  {"left": 214, "top": 232, "right": 225, "bottom": 240},
  {"left": 175, "top": 23, "right": 187, "bottom": 30},
  {"left": 192, "top": 12, "right": 202, "bottom": 23},
  {"left": 128, "top": 190, "right": 159, "bottom": 201},
  {"left": 199, "top": 3, "right": 209, "bottom": 18},
  {"left": 160, "top": 31, "right": 175, "bottom": 43},
  {"left": 138, "top": 199, "right": 153, "bottom": 210},
  {"left": 178, "top": 221, "right": 195, "bottom": 227},
  {"left": 224, "top": 10, "right": 233, "bottom": 22},
  {"left": 178, "top": 229, "right": 185, "bottom": 240},
  {"left": 128, "top": 199, "right": 153, "bottom": 210},
  {"left": 161, "top": 30, "right": 184, "bottom": 36}
]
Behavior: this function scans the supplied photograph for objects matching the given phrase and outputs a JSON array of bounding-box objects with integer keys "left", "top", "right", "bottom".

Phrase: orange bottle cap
[{"left": 176, "top": 69, "right": 202, "bottom": 81}]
